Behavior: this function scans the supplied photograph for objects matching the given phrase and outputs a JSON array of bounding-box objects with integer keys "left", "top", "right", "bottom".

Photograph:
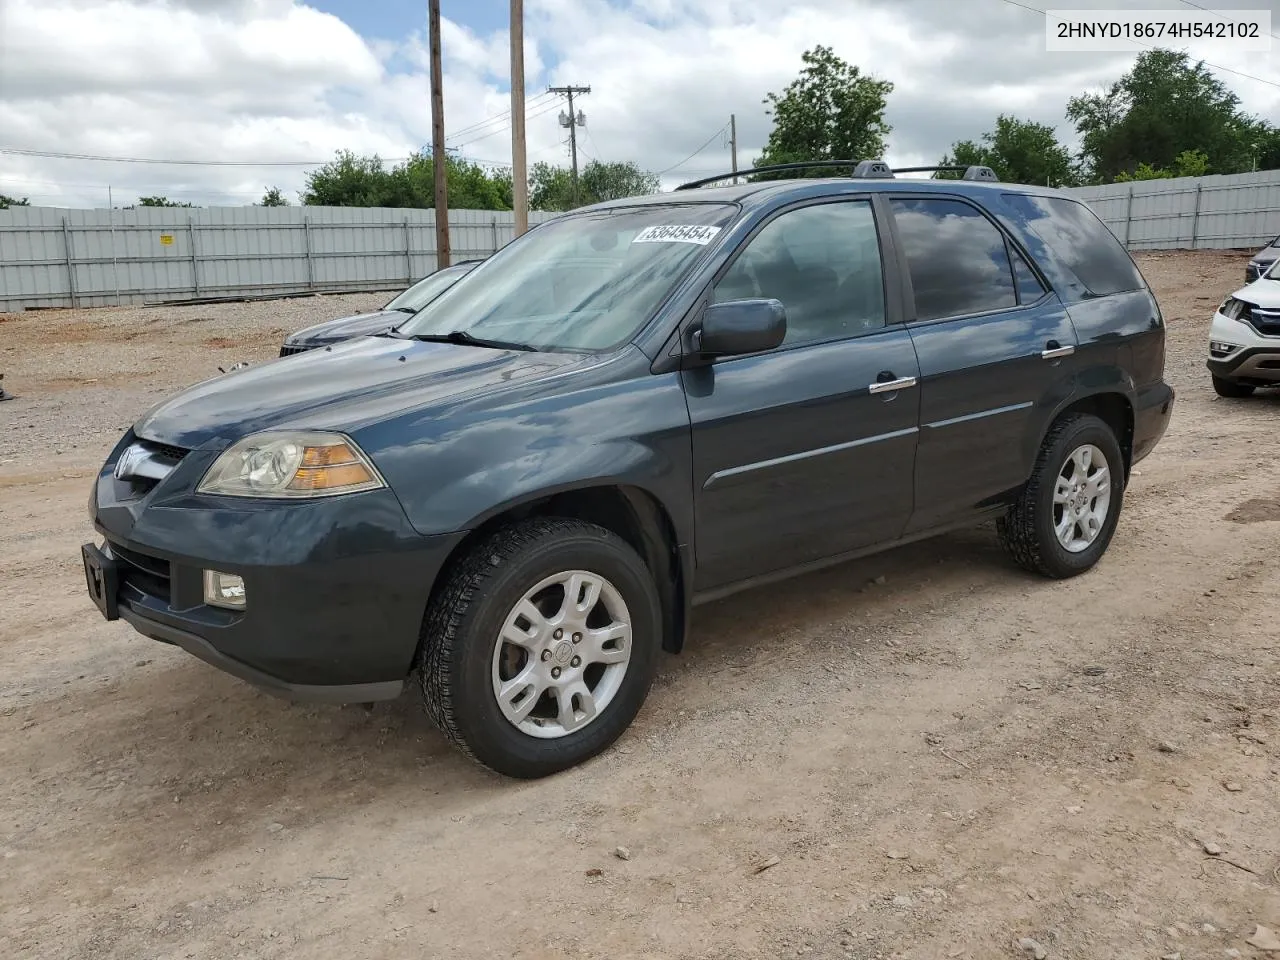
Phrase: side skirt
[{"left": 690, "top": 505, "right": 1009, "bottom": 608}]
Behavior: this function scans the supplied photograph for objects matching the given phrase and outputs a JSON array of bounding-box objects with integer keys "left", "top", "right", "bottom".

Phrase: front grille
[
  {"left": 114, "top": 437, "right": 188, "bottom": 498},
  {"left": 110, "top": 541, "right": 172, "bottom": 605},
  {"left": 279, "top": 344, "right": 311, "bottom": 357},
  {"left": 138, "top": 439, "right": 189, "bottom": 463},
  {"left": 1244, "top": 304, "right": 1280, "bottom": 337}
]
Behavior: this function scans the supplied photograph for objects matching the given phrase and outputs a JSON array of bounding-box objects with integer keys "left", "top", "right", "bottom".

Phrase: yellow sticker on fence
[{"left": 159, "top": 234, "right": 174, "bottom": 245}]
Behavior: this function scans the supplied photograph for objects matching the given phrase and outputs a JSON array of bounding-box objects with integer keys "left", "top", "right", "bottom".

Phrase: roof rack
[
  {"left": 674, "top": 160, "right": 999, "bottom": 191},
  {"left": 895, "top": 165, "right": 1000, "bottom": 182}
]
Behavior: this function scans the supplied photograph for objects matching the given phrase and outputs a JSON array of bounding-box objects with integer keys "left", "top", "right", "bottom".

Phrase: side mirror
[{"left": 694, "top": 299, "right": 787, "bottom": 358}]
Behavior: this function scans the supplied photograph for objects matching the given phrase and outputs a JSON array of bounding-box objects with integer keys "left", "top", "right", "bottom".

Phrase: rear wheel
[
  {"left": 997, "top": 413, "right": 1125, "bottom": 579},
  {"left": 418, "top": 517, "right": 661, "bottom": 778},
  {"left": 1212, "top": 375, "right": 1255, "bottom": 398}
]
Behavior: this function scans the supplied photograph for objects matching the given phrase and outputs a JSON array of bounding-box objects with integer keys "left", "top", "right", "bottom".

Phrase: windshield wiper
[
  {"left": 408, "top": 330, "right": 538, "bottom": 352},
  {"left": 389, "top": 306, "right": 418, "bottom": 314}
]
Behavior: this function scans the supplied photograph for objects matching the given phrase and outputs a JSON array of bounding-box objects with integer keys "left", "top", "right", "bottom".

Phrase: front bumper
[
  {"left": 1206, "top": 309, "right": 1280, "bottom": 385},
  {"left": 85, "top": 431, "right": 464, "bottom": 701}
]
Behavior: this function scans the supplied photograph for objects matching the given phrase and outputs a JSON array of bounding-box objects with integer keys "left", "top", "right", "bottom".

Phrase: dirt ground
[{"left": 2, "top": 251, "right": 1278, "bottom": 960}]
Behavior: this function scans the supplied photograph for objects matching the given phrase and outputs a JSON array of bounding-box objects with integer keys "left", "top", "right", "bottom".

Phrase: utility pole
[
  {"left": 510, "top": 0, "right": 528, "bottom": 236},
  {"left": 428, "top": 0, "right": 451, "bottom": 267},
  {"left": 549, "top": 84, "right": 590, "bottom": 206},
  {"left": 730, "top": 114, "right": 738, "bottom": 184}
]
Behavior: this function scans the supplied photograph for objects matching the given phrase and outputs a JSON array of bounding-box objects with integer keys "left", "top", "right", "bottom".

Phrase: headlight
[
  {"left": 196, "top": 431, "right": 385, "bottom": 498},
  {"left": 1220, "top": 297, "right": 1246, "bottom": 321}
]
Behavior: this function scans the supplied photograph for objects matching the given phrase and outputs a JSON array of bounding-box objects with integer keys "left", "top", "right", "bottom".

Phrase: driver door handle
[
  {"left": 1041, "top": 340, "right": 1075, "bottom": 360},
  {"left": 868, "top": 375, "right": 918, "bottom": 395}
]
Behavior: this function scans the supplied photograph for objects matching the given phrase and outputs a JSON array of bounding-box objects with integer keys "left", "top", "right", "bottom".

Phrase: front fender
[
  {"left": 361, "top": 368, "right": 696, "bottom": 547},
  {"left": 422, "top": 438, "right": 685, "bottom": 536}
]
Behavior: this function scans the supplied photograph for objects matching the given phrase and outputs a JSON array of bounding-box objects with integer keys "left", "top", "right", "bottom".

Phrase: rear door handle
[
  {"left": 1041, "top": 341, "right": 1075, "bottom": 360},
  {"left": 868, "top": 375, "right": 918, "bottom": 395}
]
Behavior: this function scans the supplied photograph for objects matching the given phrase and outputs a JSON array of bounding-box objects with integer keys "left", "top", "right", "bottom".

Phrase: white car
[{"left": 1208, "top": 258, "right": 1280, "bottom": 398}]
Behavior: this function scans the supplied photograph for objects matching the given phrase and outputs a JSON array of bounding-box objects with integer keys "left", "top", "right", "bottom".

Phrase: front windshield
[
  {"left": 396, "top": 203, "right": 739, "bottom": 351},
  {"left": 385, "top": 265, "right": 474, "bottom": 313}
]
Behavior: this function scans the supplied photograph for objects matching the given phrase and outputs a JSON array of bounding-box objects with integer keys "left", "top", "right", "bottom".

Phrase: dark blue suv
[{"left": 82, "top": 161, "right": 1174, "bottom": 778}]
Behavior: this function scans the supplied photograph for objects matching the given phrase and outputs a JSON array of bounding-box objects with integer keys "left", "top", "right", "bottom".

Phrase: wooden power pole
[
  {"left": 549, "top": 85, "right": 590, "bottom": 206},
  {"left": 428, "top": 0, "right": 451, "bottom": 267},
  {"left": 730, "top": 114, "right": 738, "bottom": 184},
  {"left": 510, "top": 0, "right": 528, "bottom": 236}
]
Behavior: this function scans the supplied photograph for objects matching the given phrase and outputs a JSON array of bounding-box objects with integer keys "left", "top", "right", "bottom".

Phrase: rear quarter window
[{"left": 1001, "top": 193, "right": 1145, "bottom": 302}]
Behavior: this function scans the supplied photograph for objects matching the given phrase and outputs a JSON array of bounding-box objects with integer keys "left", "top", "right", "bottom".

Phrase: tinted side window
[
  {"left": 890, "top": 198, "right": 1016, "bottom": 321},
  {"left": 713, "top": 201, "right": 885, "bottom": 346},
  {"left": 1001, "top": 194, "right": 1144, "bottom": 299},
  {"left": 1011, "top": 246, "right": 1046, "bottom": 303}
]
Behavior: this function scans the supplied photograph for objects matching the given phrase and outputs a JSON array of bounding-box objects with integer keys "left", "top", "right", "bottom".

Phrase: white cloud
[{"left": 0, "top": 0, "right": 1277, "bottom": 207}]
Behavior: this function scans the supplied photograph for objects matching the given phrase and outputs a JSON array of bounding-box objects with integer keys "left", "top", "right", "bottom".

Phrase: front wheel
[
  {"left": 1212, "top": 375, "right": 1255, "bottom": 398},
  {"left": 418, "top": 517, "right": 662, "bottom": 778},
  {"left": 997, "top": 413, "right": 1125, "bottom": 579}
]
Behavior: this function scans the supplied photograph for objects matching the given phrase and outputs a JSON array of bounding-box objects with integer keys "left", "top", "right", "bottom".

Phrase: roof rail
[
  {"left": 893, "top": 165, "right": 1000, "bottom": 182},
  {"left": 674, "top": 160, "right": 999, "bottom": 191},
  {"left": 674, "top": 160, "right": 868, "bottom": 191}
]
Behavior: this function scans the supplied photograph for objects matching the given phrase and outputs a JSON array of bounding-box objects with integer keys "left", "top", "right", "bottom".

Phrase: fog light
[
  {"left": 1209, "top": 340, "right": 1238, "bottom": 358},
  {"left": 203, "top": 570, "right": 246, "bottom": 609}
]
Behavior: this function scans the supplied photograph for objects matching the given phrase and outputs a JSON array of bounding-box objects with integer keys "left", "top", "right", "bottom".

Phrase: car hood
[
  {"left": 133, "top": 335, "right": 586, "bottom": 450},
  {"left": 284, "top": 309, "right": 406, "bottom": 348},
  {"left": 1235, "top": 276, "right": 1280, "bottom": 305}
]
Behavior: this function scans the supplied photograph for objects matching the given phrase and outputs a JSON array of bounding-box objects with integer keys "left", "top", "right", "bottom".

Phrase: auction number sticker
[{"left": 632, "top": 225, "right": 722, "bottom": 245}]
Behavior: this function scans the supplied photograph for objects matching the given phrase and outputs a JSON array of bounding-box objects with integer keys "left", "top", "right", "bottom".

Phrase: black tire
[
  {"left": 418, "top": 517, "right": 662, "bottom": 779},
  {"left": 1212, "top": 375, "right": 1255, "bottom": 398},
  {"left": 997, "top": 413, "right": 1126, "bottom": 580}
]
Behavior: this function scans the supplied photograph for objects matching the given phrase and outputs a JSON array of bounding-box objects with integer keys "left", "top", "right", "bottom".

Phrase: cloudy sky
[{"left": 0, "top": 0, "right": 1277, "bottom": 208}]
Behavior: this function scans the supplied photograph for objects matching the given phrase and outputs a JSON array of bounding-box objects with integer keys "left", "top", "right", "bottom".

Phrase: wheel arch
[
  {"left": 418, "top": 482, "right": 691, "bottom": 666},
  {"left": 1043, "top": 388, "right": 1136, "bottom": 481}
]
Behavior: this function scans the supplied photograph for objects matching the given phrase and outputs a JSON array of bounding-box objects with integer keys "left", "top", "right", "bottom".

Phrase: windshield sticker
[{"left": 632, "top": 225, "right": 722, "bottom": 246}]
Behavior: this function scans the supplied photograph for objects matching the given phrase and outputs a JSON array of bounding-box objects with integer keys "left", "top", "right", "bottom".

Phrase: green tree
[
  {"left": 1112, "top": 149, "right": 1212, "bottom": 182},
  {"left": 1239, "top": 120, "right": 1280, "bottom": 172},
  {"left": 939, "top": 115, "right": 1079, "bottom": 186},
  {"left": 136, "top": 196, "right": 195, "bottom": 207},
  {"left": 1066, "top": 48, "right": 1264, "bottom": 181},
  {"left": 529, "top": 162, "right": 574, "bottom": 211},
  {"left": 301, "top": 149, "right": 515, "bottom": 210},
  {"left": 754, "top": 45, "right": 893, "bottom": 178},
  {"left": 301, "top": 150, "right": 397, "bottom": 206},
  {"left": 1114, "top": 162, "right": 1172, "bottom": 182},
  {"left": 260, "top": 186, "right": 289, "bottom": 206},
  {"left": 1171, "top": 148, "right": 1210, "bottom": 178},
  {"left": 582, "top": 161, "right": 660, "bottom": 203},
  {"left": 529, "top": 160, "right": 660, "bottom": 211},
  {"left": 0, "top": 194, "right": 29, "bottom": 209}
]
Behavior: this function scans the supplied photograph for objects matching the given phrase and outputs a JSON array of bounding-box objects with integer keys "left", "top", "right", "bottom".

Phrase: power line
[
  {"left": 584, "top": 127, "right": 604, "bottom": 165},
  {"left": 994, "top": 0, "right": 1280, "bottom": 90},
  {"left": 0, "top": 147, "right": 346, "bottom": 166},
  {"left": 656, "top": 123, "right": 731, "bottom": 176},
  {"left": 446, "top": 92, "right": 554, "bottom": 143},
  {"left": 451, "top": 98, "right": 564, "bottom": 150}
]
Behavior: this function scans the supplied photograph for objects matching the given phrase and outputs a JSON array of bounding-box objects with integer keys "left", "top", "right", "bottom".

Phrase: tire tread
[
  {"left": 417, "top": 516, "right": 633, "bottom": 772},
  {"left": 997, "top": 413, "right": 1118, "bottom": 579}
]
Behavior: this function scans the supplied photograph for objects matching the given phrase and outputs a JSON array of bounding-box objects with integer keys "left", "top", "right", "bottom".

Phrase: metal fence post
[
  {"left": 404, "top": 217, "right": 413, "bottom": 283},
  {"left": 1122, "top": 184, "right": 1134, "bottom": 248},
  {"left": 61, "top": 216, "right": 78, "bottom": 308},
  {"left": 1189, "top": 183, "right": 1203, "bottom": 249},
  {"left": 491, "top": 217, "right": 498, "bottom": 254},
  {"left": 188, "top": 215, "right": 201, "bottom": 297},
  {"left": 303, "top": 215, "right": 315, "bottom": 289}
]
